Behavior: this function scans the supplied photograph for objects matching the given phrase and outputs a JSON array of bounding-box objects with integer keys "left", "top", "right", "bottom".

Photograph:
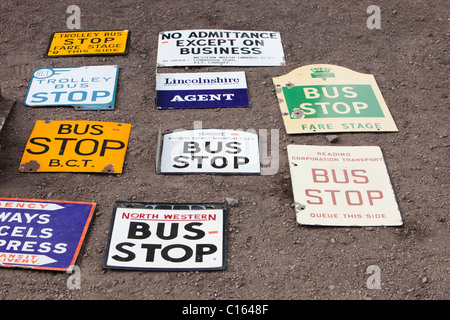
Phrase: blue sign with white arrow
[{"left": 0, "top": 198, "right": 95, "bottom": 271}]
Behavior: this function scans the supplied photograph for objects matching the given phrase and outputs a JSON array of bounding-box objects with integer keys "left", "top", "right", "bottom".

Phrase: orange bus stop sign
[
  {"left": 46, "top": 30, "right": 130, "bottom": 57},
  {"left": 19, "top": 120, "right": 131, "bottom": 173}
]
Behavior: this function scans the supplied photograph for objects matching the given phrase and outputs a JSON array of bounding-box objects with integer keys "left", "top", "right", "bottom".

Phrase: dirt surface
[{"left": 0, "top": 0, "right": 448, "bottom": 302}]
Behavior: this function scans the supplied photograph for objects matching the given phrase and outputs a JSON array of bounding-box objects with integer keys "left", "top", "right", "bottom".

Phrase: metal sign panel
[
  {"left": 273, "top": 64, "right": 398, "bottom": 134},
  {"left": 156, "top": 72, "right": 250, "bottom": 109},
  {"left": 288, "top": 145, "right": 402, "bottom": 227},
  {"left": 46, "top": 30, "right": 130, "bottom": 57},
  {"left": 0, "top": 198, "right": 95, "bottom": 271},
  {"left": 24, "top": 65, "right": 119, "bottom": 110},
  {"left": 104, "top": 201, "right": 227, "bottom": 271},
  {"left": 159, "top": 129, "right": 261, "bottom": 174},
  {"left": 157, "top": 29, "right": 285, "bottom": 66},
  {"left": 19, "top": 120, "right": 131, "bottom": 174}
]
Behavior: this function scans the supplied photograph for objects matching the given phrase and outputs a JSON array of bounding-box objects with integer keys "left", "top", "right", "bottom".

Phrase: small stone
[
  {"left": 326, "top": 135, "right": 339, "bottom": 143},
  {"left": 226, "top": 198, "right": 239, "bottom": 207}
]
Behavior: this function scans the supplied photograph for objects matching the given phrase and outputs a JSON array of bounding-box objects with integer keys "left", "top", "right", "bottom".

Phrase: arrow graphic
[
  {"left": 0, "top": 201, "right": 64, "bottom": 210},
  {"left": 0, "top": 253, "right": 58, "bottom": 266}
]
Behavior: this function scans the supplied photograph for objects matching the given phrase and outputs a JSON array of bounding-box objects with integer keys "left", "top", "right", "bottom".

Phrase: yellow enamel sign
[
  {"left": 46, "top": 30, "right": 130, "bottom": 56},
  {"left": 273, "top": 64, "right": 398, "bottom": 134},
  {"left": 19, "top": 120, "right": 131, "bottom": 173}
]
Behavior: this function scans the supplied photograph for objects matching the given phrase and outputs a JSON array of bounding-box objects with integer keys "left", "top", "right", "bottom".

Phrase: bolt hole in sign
[
  {"left": 103, "top": 202, "right": 227, "bottom": 271},
  {"left": 272, "top": 64, "right": 398, "bottom": 134},
  {"left": 24, "top": 66, "right": 119, "bottom": 110},
  {"left": 158, "top": 129, "right": 261, "bottom": 174},
  {"left": 19, "top": 120, "right": 131, "bottom": 174},
  {"left": 288, "top": 145, "right": 402, "bottom": 227},
  {"left": 0, "top": 198, "right": 95, "bottom": 271}
]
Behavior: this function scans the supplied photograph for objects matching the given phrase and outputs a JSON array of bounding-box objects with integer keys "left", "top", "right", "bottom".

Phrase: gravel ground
[{"left": 0, "top": 0, "right": 448, "bottom": 304}]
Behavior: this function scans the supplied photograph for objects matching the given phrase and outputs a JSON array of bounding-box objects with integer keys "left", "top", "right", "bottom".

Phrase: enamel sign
[
  {"left": 157, "top": 29, "right": 285, "bottom": 66},
  {"left": 156, "top": 72, "right": 249, "bottom": 109},
  {"left": 0, "top": 198, "right": 95, "bottom": 271},
  {"left": 273, "top": 64, "right": 398, "bottom": 134},
  {"left": 104, "top": 202, "right": 227, "bottom": 271},
  {"left": 25, "top": 66, "right": 119, "bottom": 110},
  {"left": 158, "top": 129, "right": 261, "bottom": 174},
  {"left": 46, "top": 30, "right": 130, "bottom": 57},
  {"left": 19, "top": 120, "right": 131, "bottom": 174},
  {"left": 288, "top": 145, "right": 402, "bottom": 227}
]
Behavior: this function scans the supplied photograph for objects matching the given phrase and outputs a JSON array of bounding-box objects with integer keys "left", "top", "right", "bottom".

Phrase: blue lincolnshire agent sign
[
  {"left": 0, "top": 198, "right": 95, "bottom": 271},
  {"left": 156, "top": 71, "right": 249, "bottom": 109},
  {"left": 24, "top": 65, "right": 119, "bottom": 110}
]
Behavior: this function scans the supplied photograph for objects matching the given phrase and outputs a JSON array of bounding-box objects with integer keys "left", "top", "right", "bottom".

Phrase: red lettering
[
  {"left": 324, "top": 190, "right": 340, "bottom": 205},
  {"left": 332, "top": 169, "right": 349, "bottom": 184},
  {"left": 305, "top": 189, "right": 384, "bottom": 206},
  {"left": 367, "top": 190, "right": 383, "bottom": 205},
  {"left": 351, "top": 169, "right": 369, "bottom": 183},
  {"left": 312, "top": 169, "right": 328, "bottom": 183},
  {"left": 305, "top": 189, "right": 323, "bottom": 204},
  {"left": 345, "top": 190, "right": 363, "bottom": 205},
  {"left": 312, "top": 168, "right": 370, "bottom": 184}
]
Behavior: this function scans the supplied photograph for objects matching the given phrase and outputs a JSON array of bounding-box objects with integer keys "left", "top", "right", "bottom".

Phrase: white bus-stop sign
[
  {"left": 288, "top": 145, "right": 402, "bottom": 227},
  {"left": 159, "top": 129, "right": 261, "bottom": 174},
  {"left": 25, "top": 65, "right": 119, "bottom": 110},
  {"left": 103, "top": 202, "right": 227, "bottom": 271}
]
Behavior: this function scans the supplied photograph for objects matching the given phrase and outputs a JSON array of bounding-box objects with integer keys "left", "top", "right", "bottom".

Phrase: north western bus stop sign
[
  {"left": 104, "top": 202, "right": 227, "bottom": 271},
  {"left": 0, "top": 198, "right": 95, "bottom": 271},
  {"left": 272, "top": 64, "right": 398, "bottom": 134}
]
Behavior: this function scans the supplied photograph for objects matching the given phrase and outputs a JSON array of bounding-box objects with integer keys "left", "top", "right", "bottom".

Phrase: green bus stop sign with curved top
[{"left": 273, "top": 64, "right": 398, "bottom": 134}]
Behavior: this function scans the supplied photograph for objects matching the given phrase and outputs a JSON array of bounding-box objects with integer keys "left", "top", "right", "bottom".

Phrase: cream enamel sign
[
  {"left": 273, "top": 64, "right": 398, "bottom": 134},
  {"left": 288, "top": 145, "right": 402, "bottom": 227}
]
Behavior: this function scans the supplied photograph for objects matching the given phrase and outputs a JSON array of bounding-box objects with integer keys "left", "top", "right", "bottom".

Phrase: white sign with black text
[
  {"left": 157, "top": 29, "right": 285, "bottom": 66},
  {"left": 159, "top": 129, "right": 261, "bottom": 174},
  {"left": 103, "top": 202, "right": 227, "bottom": 271}
]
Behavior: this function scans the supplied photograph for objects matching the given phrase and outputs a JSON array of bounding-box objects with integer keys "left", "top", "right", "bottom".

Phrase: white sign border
[{"left": 103, "top": 201, "right": 227, "bottom": 271}]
